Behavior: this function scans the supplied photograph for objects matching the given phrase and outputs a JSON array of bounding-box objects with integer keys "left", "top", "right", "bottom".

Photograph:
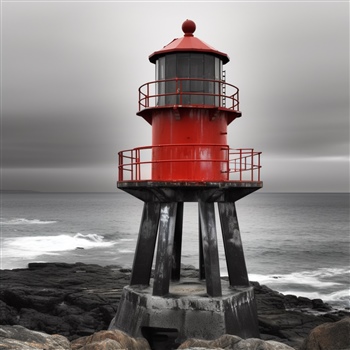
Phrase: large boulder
[
  {"left": 0, "top": 325, "right": 71, "bottom": 350},
  {"left": 300, "top": 317, "right": 350, "bottom": 350},
  {"left": 178, "top": 334, "right": 296, "bottom": 349},
  {"left": 71, "top": 329, "right": 151, "bottom": 350}
]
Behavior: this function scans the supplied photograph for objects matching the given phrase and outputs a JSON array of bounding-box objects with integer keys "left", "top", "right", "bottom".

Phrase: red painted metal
[
  {"left": 117, "top": 19, "right": 262, "bottom": 185},
  {"left": 138, "top": 78, "right": 240, "bottom": 112},
  {"left": 118, "top": 145, "right": 261, "bottom": 183},
  {"left": 148, "top": 19, "right": 229, "bottom": 64},
  {"left": 150, "top": 108, "right": 229, "bottom": 181}
]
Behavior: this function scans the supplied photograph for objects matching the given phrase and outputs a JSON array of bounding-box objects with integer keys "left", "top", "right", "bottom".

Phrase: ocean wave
[
  {"left": 249, "top": 267, "right": 350, "bottom": 309},
  {"left": 2, "top": 233, "right": 115, "bottom": 259},
  {"left": 74, "top": 233, "right": 104, "bottom": 243},
  {"left": 118, "top": 249, "right": 134, "bottom": 253},
  {"left": 305, "top": 267, "right": 350, "bottom": 278},
  {"left": 280, "top": 288, "right": 350, "bottom": 309},
  {"left": 1, "top": 218, "right": 57, "bottom": 225},
  {"left": 249, "top": 268, "right": 347, "bottom": 288}
]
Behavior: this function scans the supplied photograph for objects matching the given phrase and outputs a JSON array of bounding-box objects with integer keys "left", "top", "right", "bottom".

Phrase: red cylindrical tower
[{"left": 137, "top": 19, "right": 241, "bottom": 182}]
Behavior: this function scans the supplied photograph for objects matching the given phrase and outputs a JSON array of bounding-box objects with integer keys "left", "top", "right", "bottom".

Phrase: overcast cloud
[{"left": 1, "top": 1, "right": 349, "bottom": 192}]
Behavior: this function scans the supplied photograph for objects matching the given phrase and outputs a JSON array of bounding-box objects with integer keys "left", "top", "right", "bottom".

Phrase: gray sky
[{"left": 1, "top": 1, "right": 349, "bottom": 192}]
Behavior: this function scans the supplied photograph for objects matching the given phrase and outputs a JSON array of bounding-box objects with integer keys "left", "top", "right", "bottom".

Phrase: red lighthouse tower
[{"left": 110, "top": 20, "right": 262, "bottom": 348}]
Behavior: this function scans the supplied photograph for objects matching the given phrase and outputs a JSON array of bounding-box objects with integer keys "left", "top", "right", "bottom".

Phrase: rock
[
  {"left": 0, "top": 263, "right": 127, "bottom": 340},
  {"left": 73, "top": 338, "right": 123, "bottom": 349},
  {"left": 178, "top": 338, "right": 215, "bottom": 348},
  {"left": 0, "top": 263, "right": 349, "bottom": 349},
  {"left": 234, "top": 339, "right": 295, "bottom": 349},
  {"left": 0, "top": 299, "right": 18, "bottom": 325},
  {"left": 252, "top": 281, "right": 348, "bottom": 349},
  {"left": 0, "top": 325, "right": 71, "bottom": 349},
  {"left": 71, "top": 329, "right": 151, "bottom": 350},
  {"left": 178, "top": 334, "right": 295, "bottom": 349},
  {"left": 180, "top": 348, "right": 223, "bottom": 350},
  {"left": 210, "top": 334, "right": 242, "bottom": 348},
  {"left": 300, "top": 317, "right": 350, "bottom": 350}
]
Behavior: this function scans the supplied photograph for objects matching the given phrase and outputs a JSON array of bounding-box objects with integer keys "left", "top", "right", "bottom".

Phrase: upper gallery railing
[{"left": 138, "top": 78, "right": 240, "bottom": 111}]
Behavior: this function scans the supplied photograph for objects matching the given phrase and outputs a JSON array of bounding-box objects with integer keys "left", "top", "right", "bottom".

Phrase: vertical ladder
[{"left": 222, "top": 70, "right": 226, "bottom": 107}]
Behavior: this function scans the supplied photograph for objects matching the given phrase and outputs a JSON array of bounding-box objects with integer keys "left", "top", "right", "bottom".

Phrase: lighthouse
[{"left": 110, "top": 20, "right": 263, "bottom": 349}]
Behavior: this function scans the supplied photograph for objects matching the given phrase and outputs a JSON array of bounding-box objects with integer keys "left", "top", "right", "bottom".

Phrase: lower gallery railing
[{"left": 118, "top": 145, "right": 261, "bottom": 183}]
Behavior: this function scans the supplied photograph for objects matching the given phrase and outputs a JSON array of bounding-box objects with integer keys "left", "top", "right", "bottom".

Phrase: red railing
[
  {"left": 138, "top": 78, "right": 240, "bottom": 111},
  {"left": 228, "top": 148, "right": 262, "bottom": 182},
  {"left": 118, "top": 145, "right": 261, "bottom": 182}
]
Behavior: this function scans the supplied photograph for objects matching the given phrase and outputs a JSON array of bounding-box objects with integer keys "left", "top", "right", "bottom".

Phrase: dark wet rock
[
  {"left": 0, "top": 263, "right": 127, "bottom": 340},
  {"left": 0, "top": 263, "right": 348, "bottom": 350},
  {"left": 300, "top": 317, "right": 350, "bottom": 350},
  {"left": 252, "top": 280, "right": 349, "bottom": 348}
]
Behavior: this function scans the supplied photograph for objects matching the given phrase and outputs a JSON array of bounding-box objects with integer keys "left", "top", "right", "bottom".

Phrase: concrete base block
[{"left": 109, "top": 279, "right": 259, "bottom": 349}]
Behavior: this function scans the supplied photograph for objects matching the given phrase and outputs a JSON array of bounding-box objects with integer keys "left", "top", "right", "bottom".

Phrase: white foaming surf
[
  {"left": 249, "top": 269, "right": 344, "bottom": 288},
  {"left": 2, "top": 232, "right": 115, "bottom": 259},
  {"left": 249, "top": 267, "right": 350, "bottom": 309},
  {"left": 1, "top": 218, "right": 57, "bottom": 225}
]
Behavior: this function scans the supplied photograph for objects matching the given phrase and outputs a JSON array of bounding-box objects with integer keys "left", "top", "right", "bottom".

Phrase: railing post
[
  {"left": 251, "top": 149, "right": 254, "bottom": 181},
  {"left": 146, "top": 83, "right": 149, "bottom": 108},
  {"left": 226, "top": 147, "right": 229, "bottom": 181},
  {"left": 138, "top": 90, "right": 141, "bottom": 111},
  {"left": 178, "top": 78, "right": 182, "bottom": 105},
  {"left": 130, "top": 150, "right": 134, "bottom": 181},
  {"left": 136, "top": 148, "right": 140, "bottom": 181},
  {"left": 239, "top": 149, "right": 242, "bottom": 182},
  {"left": 118, "top": 152, "right": 123, "bottom": 181}
]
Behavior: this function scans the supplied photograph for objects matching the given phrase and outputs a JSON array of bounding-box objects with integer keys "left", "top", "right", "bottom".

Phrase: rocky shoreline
[{"left": 0, "top": 262, "right": 349, "bottom": 349}]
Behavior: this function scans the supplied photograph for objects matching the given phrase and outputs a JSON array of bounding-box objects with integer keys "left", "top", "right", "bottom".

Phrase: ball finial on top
[{"left": 182, "top": 19, "right": 196, "bottom": 36}]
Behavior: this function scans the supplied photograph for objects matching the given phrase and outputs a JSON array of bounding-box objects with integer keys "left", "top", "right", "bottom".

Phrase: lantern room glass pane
[
  {"left": 189, "top": 54, "right": 204, "bottom": 105},
  {"left": 156, "top": 53, "right": 222, "bottom": 107},
  {"left": 176, "top": 54, "right": 190, "bottom": 104},
  {"left": 165, "top": 54, "right": 177, "bottom": 104},
  {"left": 214, "top": 57, "right": 221, "bottom": 106},
  {"left": 156, "top": 57, "right": 165, "bottom": 105},
  {"left": 203, "top": 55, "right": 215, "bottom": 105}
]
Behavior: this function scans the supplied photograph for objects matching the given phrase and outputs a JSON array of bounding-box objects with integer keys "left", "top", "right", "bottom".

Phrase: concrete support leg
[
  {"left": 198, "top": 200, "right": 222, "bottom": 297},
  {"left": 130, "top": 202, "right": 160, "bottom": 286},
  {"left": 172, "top": 202, "right": 183, "bottom": 282},
  {"left": 198, "top": 212, "right": 205, "bottom": 280},
  {"left": 153, "top": 203, "right": 178, "bottom": 296},
  {"left": 218, "top": 202, "right": 249, "bottom": 287}
]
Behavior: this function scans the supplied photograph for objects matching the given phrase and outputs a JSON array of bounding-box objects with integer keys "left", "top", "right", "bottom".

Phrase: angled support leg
[
  {"left": 130, "top": 202, "right": 160, "bottom": 286},
  {"left": 153, "top": 202, "right": 178, "bottom": 296},
  {"left": 172, "top": 202, "right": 183, "bottom": 282},
  {"left": 218, "top": 202, "right": 249, "bottom": 287},
  {"left": 198, "top": 208, "right": 205, "bottom": 280},
  {"left": 198, "top": 200, "right": 222, "bottom": 297}
]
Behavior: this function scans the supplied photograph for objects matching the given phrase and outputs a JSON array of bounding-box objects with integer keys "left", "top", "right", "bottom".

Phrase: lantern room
[
  {"left": 154, "top": 52, "right": 222, "bottom": 106},
  {"left": 149, "top": 20, "right": 228, "bottom": 107}
]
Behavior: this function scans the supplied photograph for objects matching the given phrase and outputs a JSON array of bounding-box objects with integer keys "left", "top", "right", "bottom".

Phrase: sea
[{"left": 1, "top": 191, "right": 349, "bottom": 310}]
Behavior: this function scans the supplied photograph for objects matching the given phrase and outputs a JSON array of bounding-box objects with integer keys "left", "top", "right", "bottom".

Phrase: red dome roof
[{"left": 148, "top": 20, "right": 230, "bottom": 64}]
